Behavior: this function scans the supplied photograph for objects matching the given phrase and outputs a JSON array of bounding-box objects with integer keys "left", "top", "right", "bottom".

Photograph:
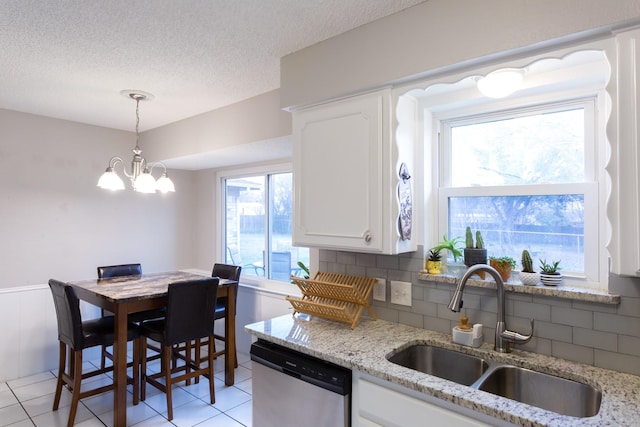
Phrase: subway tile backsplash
[{"left": 319, "top": 247, "right": 640, "bottom": 376}]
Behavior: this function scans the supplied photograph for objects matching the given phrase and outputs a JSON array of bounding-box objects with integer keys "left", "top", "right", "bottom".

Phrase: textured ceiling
[{"left": 0, "top": 0, "right": 426, "bottom": 131}]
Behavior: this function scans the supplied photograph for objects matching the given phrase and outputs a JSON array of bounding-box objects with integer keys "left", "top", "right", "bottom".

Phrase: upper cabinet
[{"left": 292, "top": 89, "right": 416, "bottom": 254}]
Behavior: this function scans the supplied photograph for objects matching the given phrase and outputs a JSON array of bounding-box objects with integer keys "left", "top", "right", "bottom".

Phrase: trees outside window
[
  {"left": 439, "top": 100, "right": 599, "bottom": 282},
  {"left": 223, "top": 169, "right": 308, "bottom": 282}
]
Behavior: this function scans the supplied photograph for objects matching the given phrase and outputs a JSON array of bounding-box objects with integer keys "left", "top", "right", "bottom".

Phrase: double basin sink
[{"left": 387, "top": 344, "right": 602, "bottom": 418}]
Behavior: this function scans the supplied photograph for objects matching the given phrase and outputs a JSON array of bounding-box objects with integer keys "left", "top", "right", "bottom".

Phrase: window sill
[{"left": 417, "top": 271, "right": 620, "bottom": 305}]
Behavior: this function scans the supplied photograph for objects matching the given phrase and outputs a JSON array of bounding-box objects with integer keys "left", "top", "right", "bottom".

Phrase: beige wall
[
  {"left": 0, "top": 109, "right": 196, "bottom": 289},
  {"left": 280, "top": 0, "right": 640, "bottom": 109},
  {"left": 142, "top": 89, "right": 291, "bottom": 164}
]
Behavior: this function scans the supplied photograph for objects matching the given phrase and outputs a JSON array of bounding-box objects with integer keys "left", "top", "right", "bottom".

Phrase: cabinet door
[
  {"left": 293, "top": 91, "right": 385, "bottom": 252},
  {"left": 352, "top": 372, "right": 507, "bottom": 427}
]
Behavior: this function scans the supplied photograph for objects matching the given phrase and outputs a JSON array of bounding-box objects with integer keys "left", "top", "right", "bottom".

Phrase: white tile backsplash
[{"left": 320, "top": 246, "right": 640, "bottom": 376}]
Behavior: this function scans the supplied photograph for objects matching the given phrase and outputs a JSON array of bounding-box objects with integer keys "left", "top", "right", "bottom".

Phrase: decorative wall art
[{"left": 397, "top": 162, "right": 412, "bottom": 240}]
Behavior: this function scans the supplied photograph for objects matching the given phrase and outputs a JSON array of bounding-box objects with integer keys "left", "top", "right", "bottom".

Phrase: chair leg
[
  {"left": 208, "top": 337, "right": 215, "bottom": 404},
  {"left": 140, "top": 337, "right": 147, "bottom": 401},
  {"left": 67, "top": 349, "right": 83, "bottom": 427},
  {"left": 67, "top": 350, "right": 75, "bottom": 390},
  {"left": 185, "top": 340, "right": 192, "bottom": 386},
  {"left": 52, "top": 342, "right": 66, "bottom": 411},
  {"left": 100, "top": 344, "right": 108, "bottom": 369},
  {"left": 132, "top": 337, "right": 140, "bottom": 405},
  {"left": 194, "top": 339, "right": 201, "bottom": 385},
  {"left": 163, "top": 345, "right": 174, "bottom": 421}
]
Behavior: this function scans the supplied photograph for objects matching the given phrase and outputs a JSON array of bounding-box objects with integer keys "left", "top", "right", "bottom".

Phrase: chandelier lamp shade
[{"left": 97, "top": 91, "right": 175, "bottom": 193}]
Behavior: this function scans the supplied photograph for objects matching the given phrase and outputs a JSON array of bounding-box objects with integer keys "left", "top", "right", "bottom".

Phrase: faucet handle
[{"left": 501, "top": 319, "right": 534, "bottom": 344}]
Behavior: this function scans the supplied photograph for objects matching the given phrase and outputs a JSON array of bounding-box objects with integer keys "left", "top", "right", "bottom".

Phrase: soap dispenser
[{"left": 452, "top": 316, "right": 483, "bottom": 347}]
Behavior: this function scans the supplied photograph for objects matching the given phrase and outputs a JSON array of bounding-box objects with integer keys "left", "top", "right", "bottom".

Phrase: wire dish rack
[{"left": 287, "top": 272, "right": 377, "bottom": 329}]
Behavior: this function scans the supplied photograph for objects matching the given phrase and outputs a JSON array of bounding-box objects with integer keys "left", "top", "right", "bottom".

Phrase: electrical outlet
[
  {"left": 373, "top": 278, "right": 386, "bottom": 301},
  {"left": 390, "top": 281, "right": 412, "bottom": 306}
]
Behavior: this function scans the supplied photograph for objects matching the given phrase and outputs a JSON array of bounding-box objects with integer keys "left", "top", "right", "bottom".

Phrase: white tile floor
[{"left": 0, "top": 351, "right": 253, "bottom": 427}]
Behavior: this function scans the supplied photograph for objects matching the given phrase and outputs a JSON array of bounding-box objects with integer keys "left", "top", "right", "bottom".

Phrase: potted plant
[
  {"left": 489, "top": 256, "right": 516, "bottom": 282},
  {"left": 519, "top": 250, "right": 539, "bottom": 286},
  {"left": 539, "top": 259, "right": 562, "bottom": 286},
  {"left": 463, "top": 227, "right": 487, "bottom": 268},
  {"left": 426, "top": 248, "right": 442, "bottom": 274},
  {"left": 463, "top": 227, "right": 487, "bottom": 279},
  {"left": 432, "top": 234, "right": 464, "bottom": 274}
]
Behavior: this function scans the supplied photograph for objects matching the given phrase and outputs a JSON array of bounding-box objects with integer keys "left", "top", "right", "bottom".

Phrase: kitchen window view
[
  {"left": 224, "top": 171, "right": 309, "bottom": 281},
  {"left": 439, "top": 98, "right": 601, "bottom": 286}
]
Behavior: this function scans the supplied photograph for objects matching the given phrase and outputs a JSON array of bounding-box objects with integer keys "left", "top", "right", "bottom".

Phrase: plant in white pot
[
  {"left": 539, "top": 259, "right": 562, "bottom": 286},
  {"left": 519, "top": 250, "right": 539, "bottom": 286}
]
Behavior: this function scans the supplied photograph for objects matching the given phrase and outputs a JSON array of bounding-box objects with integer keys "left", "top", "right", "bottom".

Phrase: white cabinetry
[
  {"left": 292, "top": 89, "right": 416, "bottom": 254},
  {"left": 352, "top": 372, "right": 513, "bottom": 427},
  {"left": 609, "top": 29, "right": 640, "bottom": 277}
]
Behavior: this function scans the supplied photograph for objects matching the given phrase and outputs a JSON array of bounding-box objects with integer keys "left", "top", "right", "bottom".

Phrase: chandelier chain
[{"left": 135, "top": 97, "right": 140, "bottom": 147}]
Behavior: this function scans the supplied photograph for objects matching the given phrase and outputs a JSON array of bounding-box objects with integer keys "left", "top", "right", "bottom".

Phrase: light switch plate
[
  {"left": 373, "top": 278, "right": 386, "bottom": 301},
  {"left": 390, "top": 281, "right": 412, "bottom": 306}
]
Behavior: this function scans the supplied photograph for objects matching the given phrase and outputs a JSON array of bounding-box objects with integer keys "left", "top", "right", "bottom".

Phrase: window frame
[
  {"left": 217, "top": 162, "right": 299, "bottom": 289},
  {"left": 432, "top": 91, "right": 608, "bottom": 289}
]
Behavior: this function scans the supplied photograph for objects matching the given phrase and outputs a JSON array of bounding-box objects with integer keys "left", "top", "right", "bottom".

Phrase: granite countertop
[{"left": 245, "top": 314, "right": 640, "bottom": 427}]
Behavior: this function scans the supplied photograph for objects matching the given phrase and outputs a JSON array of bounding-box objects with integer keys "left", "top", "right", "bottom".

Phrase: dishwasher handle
[
  {"left": 283, "top": 367, "right": 302, "bottom": 379},
  {"left": 252, "top": 353, "right": 303, "bottom": 380},
  {"left": 251, "top": 353, "right": 284, "bottom": 373}
]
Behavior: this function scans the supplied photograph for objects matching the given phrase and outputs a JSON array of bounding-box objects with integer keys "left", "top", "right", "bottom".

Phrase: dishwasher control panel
[{"left": 250, "top": 339, "right": 351, "bottom": 395}]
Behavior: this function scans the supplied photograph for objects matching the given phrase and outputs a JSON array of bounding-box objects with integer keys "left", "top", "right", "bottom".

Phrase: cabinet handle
[{"left": 364, "top": 233, "right": 372, "bottom": 243}]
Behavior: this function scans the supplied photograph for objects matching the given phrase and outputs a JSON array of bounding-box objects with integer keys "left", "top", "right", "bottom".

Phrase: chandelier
[{"left": 97, "top": 91, "right": 175, "bottom": 193}]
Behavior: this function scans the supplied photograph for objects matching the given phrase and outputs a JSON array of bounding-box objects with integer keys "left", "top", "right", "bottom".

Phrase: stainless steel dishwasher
[{"left": 250, "top": 339, "right": 351, "bottom": 427}]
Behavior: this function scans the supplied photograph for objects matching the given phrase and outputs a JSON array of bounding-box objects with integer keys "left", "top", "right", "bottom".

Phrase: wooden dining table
[{"left": 69, "top": 271, "right": 237, "bottom": 427}]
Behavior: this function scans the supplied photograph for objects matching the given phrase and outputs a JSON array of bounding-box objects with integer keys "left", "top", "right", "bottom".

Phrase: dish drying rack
[{"left": 287, "top": 272, "right": 377, "bottom": 329}]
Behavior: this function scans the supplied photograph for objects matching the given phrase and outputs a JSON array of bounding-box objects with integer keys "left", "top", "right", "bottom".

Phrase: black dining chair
[
  {"left": 97, "top": 263, "right": 165, "bottom": 369},
  {"left": 173, "top": 264, "right": 242, "bottom": 377},
  {"left": 211, "top": 263, "right": 241, "bottom": 367},
  {"left": 139, "top": 277, "right": 220, "bottom": 421},
  {"left": 48, "top": 279, "right": 141, "bottom": 427},
  {"left": 97, "top": 263, "right": 142, "bottom": 279}
]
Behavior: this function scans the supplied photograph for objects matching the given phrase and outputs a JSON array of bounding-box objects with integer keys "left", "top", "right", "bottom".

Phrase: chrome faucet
[{"left": 448, "top": 264, "right": 534, "bottom": 353}]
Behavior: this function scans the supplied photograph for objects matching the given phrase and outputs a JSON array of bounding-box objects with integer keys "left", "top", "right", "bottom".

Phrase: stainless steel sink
[
  {"left": 387, "top": 345, "right": 488, "bottom": 386},
  {"left": 387, "top": 344, "right": 602, "bottom": 418},
  {"left": 476, "top": 366, "right": 602, "bottom": 417}
]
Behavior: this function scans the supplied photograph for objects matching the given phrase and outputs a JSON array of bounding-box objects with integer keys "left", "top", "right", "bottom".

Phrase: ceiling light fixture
[
  {"left": 476, "top": 68, "right": 525, "bottom": 98},
  {"left": 97, "top": 91, "right": 175, "bottom": 193}
]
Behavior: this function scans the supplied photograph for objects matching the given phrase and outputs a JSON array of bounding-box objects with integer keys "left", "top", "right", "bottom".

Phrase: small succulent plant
[
  {"left": 539, "top": 259, "right": 561, "bottom": 274},
  {"left": 465, "top": 227, "right": 484, "bottom": 249},
  {"left": 465, "top": 226, "right": 474, "bottom": 248},
  {"left": 489, "top": 256, "right": 517, "bottom": 269},
  {"left": 521, "top": 250, "right": 534, "bottom": 273},
  {"left": 428, "top": 248, "right": 442, "bottom": 262},
  {"left": 432, "top": 234, "right": 464, "bottom": 262}
]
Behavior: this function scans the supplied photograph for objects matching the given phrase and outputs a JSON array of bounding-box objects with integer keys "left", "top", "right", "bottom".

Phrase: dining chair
[
  {"left": 97, "top": 263, "right": 142, "bottom": 279},
  {"left": 97, "top": 263, "right": 165, "bottom": 369},
  {"left": 171, "top": 264, "right": 241, "bottom": 382},
  {"left": 211, "top": 263, "right": 241, "bottom": 367},
  {"left": 48, "top": 279, "right": 141, "bottom": 427},
  {"left": 140, "top": 278, "right": 220, "bottom": 421}
]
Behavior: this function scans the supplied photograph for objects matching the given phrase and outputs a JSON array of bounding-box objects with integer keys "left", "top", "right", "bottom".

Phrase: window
[
  {"left": 221, "top": 165, "right": 308, "bottom": 282},
  {"left": 437, "top": 97, "right": 604, "bottom": 288}
]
